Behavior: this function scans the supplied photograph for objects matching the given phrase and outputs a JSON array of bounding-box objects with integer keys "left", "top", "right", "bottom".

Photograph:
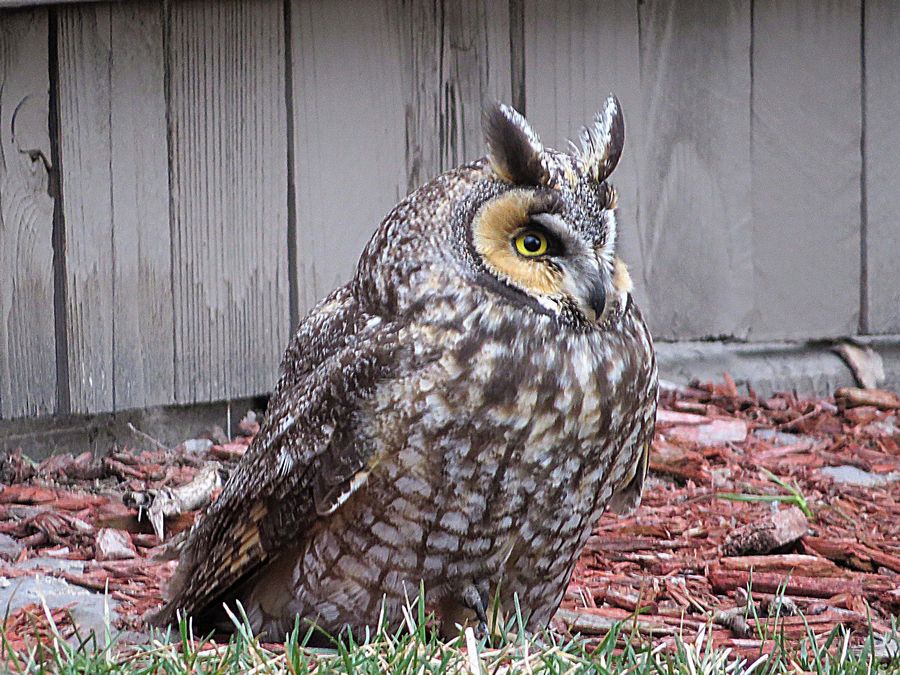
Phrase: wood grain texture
[
  {"left": 750, "top": 0, "right": 861, "bottom": 340},
  {"left": 396, "top": 0, "right": 512, "bottom": 191},
  {"left": 56, "top": 2, "right": 175, "bottom": 414},
  {"left": 56, "top": 4, "right": 115, "bottom": 413},
  {"left": 0, "top": 8, "right": 56, "bottom": 419},
  {"left": 168, "top": 0, "right": 289, "bottom": 404},
  {"left": 109, "top": 1, "right": 174, "bottom": 409},
  {"left": 863, "top": 0, "right": 900, "bottom": 334},
  {"left": 291, "top": 0, "right": 511, "bottom": 314},
  {"left": 523, "top": 0, "right": 646, "bottom": 310},
  {"left": 637, "top": 0, "right": 753, "bottom": 340},
  {"left": 290, "top": 0, "right": 406, "bottom": 313}
]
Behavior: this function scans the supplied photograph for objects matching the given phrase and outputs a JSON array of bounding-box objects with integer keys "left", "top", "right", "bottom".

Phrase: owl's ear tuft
[
  {"left": 578, "top": 94, "right": 624, "bottom": 183},
  {"left": 482, "top": 103, "right": 549, "bottom": 186}
]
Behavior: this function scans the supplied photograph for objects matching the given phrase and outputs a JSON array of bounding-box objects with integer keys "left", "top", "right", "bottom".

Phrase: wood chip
[
  {"left": 835, "top": 387, "right": 900, "bottom": 410},
  {"left": 124, "top": 462, "right": 222, "bottom": 539}
]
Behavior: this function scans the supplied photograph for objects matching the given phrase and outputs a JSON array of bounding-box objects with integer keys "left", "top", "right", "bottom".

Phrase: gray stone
[
  {"left": 0, "top": 533, "right": 23, "bottom": 561},
  {"left": 95, "top": 528, "right": 136, "bottom": 561},
  {"left": 17, "top": 556, "right": 84, "bottom": 573},
  {"left": 820, "top": 465, "right": 900, "bottom": 487},
  {"left": 180, "top": 438, "right": 213, "bottom": 455},
  {"left": 0, "top": 571, "right": 119, "bottom": 643},
  {"left": 753, "top": 429, "right": 816, "bottom": 447}
]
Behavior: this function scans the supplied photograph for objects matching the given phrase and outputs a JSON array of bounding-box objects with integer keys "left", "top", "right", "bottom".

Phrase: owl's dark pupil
[{"left": 523, "top": 235, "right": 542, "bottom": 252}]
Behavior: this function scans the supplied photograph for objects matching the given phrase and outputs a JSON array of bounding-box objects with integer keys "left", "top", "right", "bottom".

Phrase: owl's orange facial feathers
[
  {"left": 472, "top": 190, "right": 565, "bottom": 297},
  {"left": 612, "top": 257, "right": 633, "bottom": 295}
]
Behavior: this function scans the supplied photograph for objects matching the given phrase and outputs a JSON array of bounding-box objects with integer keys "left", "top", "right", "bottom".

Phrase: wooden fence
[{"left": 0, "top": 0, "right": 897, "bottom": 421}]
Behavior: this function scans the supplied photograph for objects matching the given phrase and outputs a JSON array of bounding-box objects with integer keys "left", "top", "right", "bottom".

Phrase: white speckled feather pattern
[{"left": 153, "top": 101, "right": 657, "bottom": 640}]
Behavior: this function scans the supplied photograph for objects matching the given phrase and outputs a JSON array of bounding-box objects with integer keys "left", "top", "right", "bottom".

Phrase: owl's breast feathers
[
  {"left": 152, "top": 273, "right": 656, "bottom": 629},
  {"left": 418, "top": 279, "right": 657, "bottom": 506}
]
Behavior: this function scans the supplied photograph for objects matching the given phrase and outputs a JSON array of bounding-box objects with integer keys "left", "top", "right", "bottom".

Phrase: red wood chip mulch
[{"left": 0, "top": 381, "right": 897, "bottom": 659}]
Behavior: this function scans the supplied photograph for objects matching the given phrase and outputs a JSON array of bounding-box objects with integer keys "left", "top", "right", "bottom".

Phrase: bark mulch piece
[{"left": 0, "top": 390, "right": 898, "bottom": 658}]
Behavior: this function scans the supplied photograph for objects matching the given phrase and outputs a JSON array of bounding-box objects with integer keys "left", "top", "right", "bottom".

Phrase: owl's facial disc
[{"left": 472, "top": 189, "right": 610, "bottom": 323}]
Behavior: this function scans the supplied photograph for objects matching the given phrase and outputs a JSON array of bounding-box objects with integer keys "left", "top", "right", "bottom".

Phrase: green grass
[
  {"left": 717, "top": 468, "right": 815, "bottom": 519},
  {"left": 2, "top": 593, "right": 898, "bottom": 674}
]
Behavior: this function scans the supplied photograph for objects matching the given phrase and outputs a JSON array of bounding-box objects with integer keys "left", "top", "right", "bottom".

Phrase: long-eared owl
[{"left": 153, "top": 95, "right": 658, "bottom": 639}]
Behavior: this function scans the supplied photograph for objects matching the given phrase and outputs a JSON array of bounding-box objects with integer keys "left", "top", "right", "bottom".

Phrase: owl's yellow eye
[{"left": 514, "top": 231, "right": 548, "bottom": 257}]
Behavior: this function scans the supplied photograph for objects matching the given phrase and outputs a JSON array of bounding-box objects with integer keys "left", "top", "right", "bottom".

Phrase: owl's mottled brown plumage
[{"left": 152, "top": 96, "right": 657, "bottom": 639}]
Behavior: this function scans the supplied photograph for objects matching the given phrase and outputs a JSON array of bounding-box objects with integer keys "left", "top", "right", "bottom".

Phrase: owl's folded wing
[
  {"left": 608, "top": 305, "right": 658, "bottom": 516},
  {"left": 149, "top": 287, "right": 404, "bottom": 628}
]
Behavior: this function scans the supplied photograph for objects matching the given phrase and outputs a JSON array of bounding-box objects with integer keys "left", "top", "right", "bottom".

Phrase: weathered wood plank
[
  {"left": 523, "top": 0, "right": 646, "bottom": 308},
  {"left": 168, "top": 0, "right": 289, "bottom": 403},
  {"left": 864, "top": 0, "right": 900, "bottom": 334},
  {"left": 291, "top": 0, "right": 511, "bottom": 315},
  {"left": 1, "top": 1, "right": 101, "bottom": 6},
  {"left": 637, "top": 0, "right": 753, "bottom": 339},
  {"left": 109, "top": 1, "right": 174, "bottom": 409},
  {"left": 56, "top": 2, "right": 175, "bottom": 414},
  {"left": 0, "top": 8, "right": 56, "bottom": 419},
  {"left": 290, "top": 0, "right": 406, "bottom": 313},
  {"left": 397, "top": 0, "right": 512, "bottom": 191},
  {"left": 56, "top": 4, "right": 115, "bottom": 413},
  {"left": 751, "top": 0, "right": 861, "bottom": 339}
]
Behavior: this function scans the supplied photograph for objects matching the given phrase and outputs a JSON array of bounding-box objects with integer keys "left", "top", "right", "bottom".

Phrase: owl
[{"left": 152, "top": 95, "right": 657, "bottom": 640}]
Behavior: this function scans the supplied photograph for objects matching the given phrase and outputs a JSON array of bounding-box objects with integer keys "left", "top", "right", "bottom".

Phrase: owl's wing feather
[
  {"left": 151, "top": 286, "right": 404, "bottom": 627},
  {"left": 608, "top": 306, "right": 658, "bottom": 516}
]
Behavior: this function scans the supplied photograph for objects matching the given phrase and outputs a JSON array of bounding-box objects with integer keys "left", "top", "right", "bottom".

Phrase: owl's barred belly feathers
[
  {"left": 249, "top": 287, "right": 654, "bottom": 638},
  {"left": 152, "top": 96, "right": 658, "bottom": 639}
]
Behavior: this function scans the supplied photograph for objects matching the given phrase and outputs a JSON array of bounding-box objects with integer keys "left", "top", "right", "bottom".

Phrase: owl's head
[{"left": 455, "top": 95, "right": 631, "bottom": 329}]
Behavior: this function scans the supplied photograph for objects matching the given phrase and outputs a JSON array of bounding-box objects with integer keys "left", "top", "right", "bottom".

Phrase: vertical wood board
[
  {"left": 290, "top": 0, "right": 406, "bottom": 313},
  {"left": 751, "top": 0, "right": 861, "bottom": 339},
  {"left": 109, "top": 1, "right": 174, "bottom": 410},
  {"left": 637, "top": 0, "right": 753, "bottom": 339},
  {"left": 291, "top": 0, "right": 512, "bottom": 315},
  {"left": 863, "top": 0, "right": 900, "bottom": 333},
  {"left": 168, "top": 0, "right": 290, "bottom": 404},
  {"left": 397, "top": 0, "right": 512, "bottom": 191},
  {"left": 523, "top": 0, "right": 647, "bottom": 310},
  {"left": 56, "top": 4, "right": 115, "bottom": 413},
  {"left": 0, "top": 8, "right": 56, "bottom": 419}
]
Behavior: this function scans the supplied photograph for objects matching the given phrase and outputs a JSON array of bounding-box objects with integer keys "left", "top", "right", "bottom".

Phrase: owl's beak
[
  {"left": 587, "top": 276, "right": 606, "bottom": 321},
  {"left": 559, "top": 259, "right": 608, "bottom": 323}
]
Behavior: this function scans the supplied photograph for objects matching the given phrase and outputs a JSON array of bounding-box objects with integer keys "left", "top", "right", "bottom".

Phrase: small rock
[
  {"left": 820, "top": 465, "right": 898, "bottom": 487},
  {"left": 95, "top": 528, "right": 136, "bottom": 561},
  {"left": 0, "top": 572, "right": 119, "bottom": 644},
  {"left": 19, "top": 557, "right": 84, "bottom": 573},
  {"left": 665, "top": 418, "right": 748, "bottom": 446},
  {"left": 180, "top": 438, "right": 214, "bottom": 455},
  {"left": 722, "top": 506, "right": 809, "bottom": 556},
  {"left": 0, "top": 533, "right": 23, "bottom": 562},
  {"left": 753, "top": 428, "right": 815, "bottom": 447},
  {"left": 766, "top": 595, "right": 799, "bottom": 617}
]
